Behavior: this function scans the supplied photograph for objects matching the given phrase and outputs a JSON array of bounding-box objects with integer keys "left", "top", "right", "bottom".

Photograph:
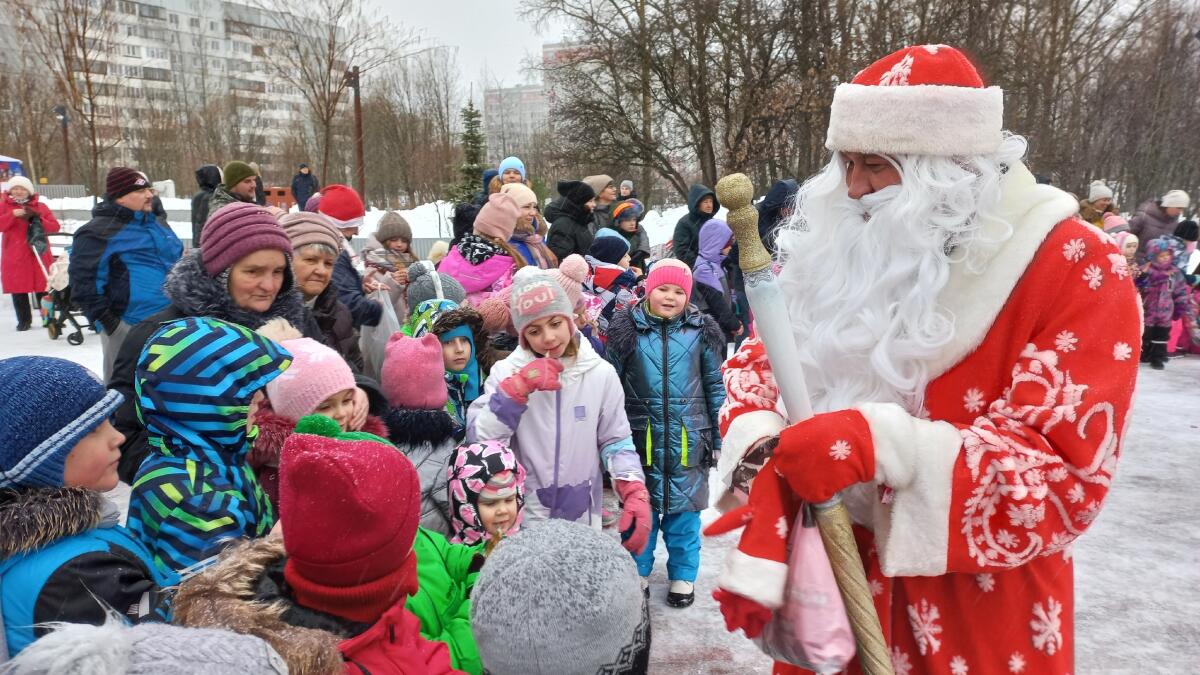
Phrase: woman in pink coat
[
  {"left": 436, "top": 192, "right": 527, "bottom": 306},
  {"left": 0, "top": 176, "right": 60, "bottom": 331}
]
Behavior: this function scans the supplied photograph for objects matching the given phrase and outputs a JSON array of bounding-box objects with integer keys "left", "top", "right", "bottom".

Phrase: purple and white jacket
[{"left": 466, "top": 334, "right": 644, "bottom": 527}]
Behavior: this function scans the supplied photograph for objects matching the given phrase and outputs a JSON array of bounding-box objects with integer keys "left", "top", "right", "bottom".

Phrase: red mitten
[
  {"left": 498, "top": 357, "right": 564, "bottom": 404},
  {"left": 712, "top": 588, "right": 774, "bottom": 638},
  {"left": 773, "top": 409, "right": 876, "bottom": 505},
  {"left": 615, "top": 479, "right": 652, "bottom": 555}
]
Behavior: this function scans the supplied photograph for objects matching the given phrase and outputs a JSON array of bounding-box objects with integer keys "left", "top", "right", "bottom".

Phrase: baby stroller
[{"left": 37, "top": 231, "right": 87, "bottom": 345}]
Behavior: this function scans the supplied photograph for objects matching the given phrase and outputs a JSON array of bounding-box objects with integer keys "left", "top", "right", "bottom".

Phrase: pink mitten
[
  {"left": 498, "top": 357, "right": 564, "bottom": 404},
  {"left": 615, "top": 479, "right": 652, "bottom": 555}
]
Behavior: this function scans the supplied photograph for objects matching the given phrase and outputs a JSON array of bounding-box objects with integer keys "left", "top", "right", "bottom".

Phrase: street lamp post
[
  {"left": 52, "top": 106, "right": 72, "bottom": 185},
  {"left": 345, "top": 66, "right": 365, "bottom": 202}
]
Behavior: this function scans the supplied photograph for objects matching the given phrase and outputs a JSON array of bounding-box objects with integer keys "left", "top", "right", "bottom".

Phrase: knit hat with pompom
[{"left": 547, "top": 254, "right": 589, "bottom": 309}]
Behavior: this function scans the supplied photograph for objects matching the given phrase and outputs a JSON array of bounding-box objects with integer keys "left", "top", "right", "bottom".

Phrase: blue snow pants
[{"left": 629, "top": 510, "right": 702, "bottom": 582}]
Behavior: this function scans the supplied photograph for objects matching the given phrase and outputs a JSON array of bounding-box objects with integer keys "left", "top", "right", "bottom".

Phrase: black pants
[
  {"left": 1143, "top": 325, "right": 1171, "bottom": 366},
  {"left": 11, "top": 293, "right": 45, "bottom": 327}
]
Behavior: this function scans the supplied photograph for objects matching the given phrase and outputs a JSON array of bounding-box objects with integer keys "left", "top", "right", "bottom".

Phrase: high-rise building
[{"left": 482, "top": 83, "right": 548, "bottom": 165}]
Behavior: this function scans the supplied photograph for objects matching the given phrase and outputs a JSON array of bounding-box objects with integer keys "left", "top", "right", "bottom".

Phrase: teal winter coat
[{"left": 606, "top": 303, "right": 725, "bottom": 514}]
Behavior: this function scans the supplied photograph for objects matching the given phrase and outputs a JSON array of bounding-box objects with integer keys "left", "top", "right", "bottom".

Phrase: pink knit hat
[
  {"left": 508, "top": 267, "right": 575, "bottom": 348},
  {"left": 645, "top": 258, "right": 693, "bottom": 301},
  {"left": 547, "top": 254, "right": 588, "bottom": 309},
  {"left": 474, "top": 192, "right": 522, "bottom": 242},
  {"left": 201, "top": 202, "right": 294, "bottom": 277},
  {"left": 477, "top": 295, "right": 515, "bottom": 335},
  {"left": 265, "top": 338, "right": 357, "bottom": 421},
  {"left": 382, "top": 333, "right": 448, "bottom": 409},
  {"left": 279, "top": 212, "right": 343, "bottom": 253}
]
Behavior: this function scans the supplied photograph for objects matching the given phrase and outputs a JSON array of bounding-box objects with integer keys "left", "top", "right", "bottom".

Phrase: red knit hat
[
  {"left": 200, "top": 202, "right": 294, "bottom": 277},
  {"left": 825, "top": 44, "right": 1003, "bottom": 157},
  {"left": 382, "top": 333, "right": 448, "bottom": 409},
  {"left": 318, "top": 184, "right": 366, "bottom": 230},
  {"left": 105, "top": 166, "right": 151, "bottom": 200},
  {"left": 280, "top": 415, "right": 421, "bottom": 624},
  {"left": 645, "top": 258, "right": 693, "bottom": 302}
]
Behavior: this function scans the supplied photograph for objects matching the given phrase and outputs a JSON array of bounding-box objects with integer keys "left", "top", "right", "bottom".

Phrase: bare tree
[
  {"left": 12, "top": 0, "right": 125, "bottom": 194},
  {"left": 254, "top": 0, "right": 416, "bottom": 184}
]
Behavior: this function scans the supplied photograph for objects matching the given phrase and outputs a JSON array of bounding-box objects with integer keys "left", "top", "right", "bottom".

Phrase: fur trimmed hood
[
  {"left": 0, "top": 486, "right": 106, "bottom": 558},
  {"left": 163, "top": 249, "right": 312, "bottom": 333},
  {"left": 172, "top": 537, "right": 346, "bottom": 675},
  {"left": 605, "top": 303, "right": 726, "bottom": 361},
  {"left": 250, "top": 401, "right": 390, "bottom": 470},
  {"left": 382, "top": 408, "right": 457, "bottom": 447},
  {"left": 432, "top": 305, "right": 500, "bottom": 374}
]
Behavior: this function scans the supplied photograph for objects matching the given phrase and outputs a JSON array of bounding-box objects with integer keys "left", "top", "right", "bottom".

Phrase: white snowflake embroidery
[
  {"left": 1047, "top": 467, "right": 1069, "bottom": 482},
  {"left": 1030, "top": 596, "right": 1063, "bottom": 655},
  {"left": 775, "top": 516, "right": 788, "bottom": 539},
  {"left": 996, "top": 529, "right": 1019, "bottom": 548},
  {"left": 1076, "top": 500, "right": 1101, "bottom": 525},
  {"left": 950, "top": 655, "right": 969, "bottom": 675},
  {"left": 869, "top": 578, "right": 884, "bottom": 596},
  {"left": 1062, "top": 238, "right": 1086, "bottom": 262},
  {"left": 963, "top": 388, "right": 986, "bottom": 413},
  {"left": 1083, "top": 264, "right": 1104, "bottom": 290},
  {"left": 890, "top": 646, "right": 914, "bottom": 675},
  {"left": 1066, "top": 483, "right": 1085, "bottom": 503},
  {"left": 1008, "top": 651, "right": 1027, "bottom": 673},
  {"left": 907, "top": 599, "right": 943, "bottom": 655},
  {"left": 1007, "top": 502, "right": 1046, "bottom": 529},
  {"left": 921, "top": 44, "right": 944, "bottom": 54},
  {"left": 1054, "top": 331, "right": 1078, "bottom": 353},
  {"left": 1108, "top": 253, "right": 1131, "bottom": 279},
  {"left": 829, "top": 439, "right": 852, "bottom": 461},
  {"left": 879, "top": 54, "right": 914, "bottom": 86},
  {"left": 1113, "top": 342, "right": 1132, "bottom": 361},
  {"left": 975, "top": 573, "right": 995, "bottom": 592}
]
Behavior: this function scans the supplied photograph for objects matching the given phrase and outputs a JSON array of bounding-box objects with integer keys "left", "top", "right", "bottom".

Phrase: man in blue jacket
[{"left": 69, "top": 167, "right": 182, "bottom": 382}]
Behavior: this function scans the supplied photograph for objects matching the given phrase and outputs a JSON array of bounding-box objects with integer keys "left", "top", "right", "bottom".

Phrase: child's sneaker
[{"left": 666, "top": 580, "right": 694, "bottom": 608}]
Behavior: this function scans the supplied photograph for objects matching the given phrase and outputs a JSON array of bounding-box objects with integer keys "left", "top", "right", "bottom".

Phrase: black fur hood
[
  {"left": 383, "top": 408, "right": 458, "bottom": 447},
  {"left": 0, "top": 487, "right": 108, "bottom": 558},
  {"left": 163, "top": 249, "right": 312, "bottom": 332}
]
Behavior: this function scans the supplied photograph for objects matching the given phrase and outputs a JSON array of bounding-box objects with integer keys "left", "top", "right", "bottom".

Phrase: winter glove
[
  {"left": 773, "top": 409, "right": 876, "bottom": 505},
  {"left": 712, "top": 588, "right": 774, "bottom": 638},
  {"left": 498, "top": 357, "right": 564, "bottom": 405},
  {"left": 615, "top": 479, "right": 652, "bottom": 555}
]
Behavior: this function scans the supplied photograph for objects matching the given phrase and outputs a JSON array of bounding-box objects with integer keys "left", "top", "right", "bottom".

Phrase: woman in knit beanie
[
  {"left": 501, "top": 182, "right": 558, "bottom": 269},
  {"left": 467, "top": 267, "right": 651, "bottom": 550},
  {"left": 106, "top": 201, "right": 323, "bottom": 485},
  {"left": 438, "top": 192, "right": 529, "bottom": 306},
  {"left": 0, "top": 357, "right": 177, "bottom": 658}
]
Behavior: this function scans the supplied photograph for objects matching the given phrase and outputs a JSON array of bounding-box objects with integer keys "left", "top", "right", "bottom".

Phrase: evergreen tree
[{"left": 450, "top": 100, "right": 486, "bottom": 202}]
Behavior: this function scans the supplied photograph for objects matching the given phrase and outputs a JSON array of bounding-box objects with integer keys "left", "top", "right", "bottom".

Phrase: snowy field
[{"left": 1, "top": 306, "right": 1195, "bottom": 674}]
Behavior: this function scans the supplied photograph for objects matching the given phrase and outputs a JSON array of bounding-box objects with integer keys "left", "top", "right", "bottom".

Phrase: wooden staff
[{"left": 716, "top": 173, "right": 893, "bottom": 675}]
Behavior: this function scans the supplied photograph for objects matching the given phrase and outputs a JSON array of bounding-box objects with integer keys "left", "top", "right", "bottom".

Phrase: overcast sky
[{"left": 382, "top": 1, "right": 567, "bottom": 100}]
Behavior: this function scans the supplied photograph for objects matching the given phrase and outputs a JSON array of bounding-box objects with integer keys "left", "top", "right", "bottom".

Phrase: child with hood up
[
  {"left": 0, "top": 357, "right": 177, "bottom": 658},
  {"left": 432, "top": 305, "right": 498, "bottom": 431},
  {"left": 127, "top": 316, "right": 292, "bottom": 575},
  {"left": 437, "top": 192, "right": 527, "bottom": 306},
  {"left": 446, "top": 439, "right": 527, "bottom": 547},
  {"left": 1138, "top": 236, "right": 1198, "bottom": 369},
  {"left": 691, "top": 218, "right": 743, "bottom": 342},
  {"left": 250, "top": 334, "right": 389, "bottom": 510},
  {"left": 606, "top": 260, "right": 725, "bottom": 608},
  {"left": 171, "top": 416, "right": 460, "bottom": 675},
  {"left": 466, "top": 267, "right": 652, "bottom": 555},
  {"left": 382, "top": 333, "right": 460, "bottom": 534}
]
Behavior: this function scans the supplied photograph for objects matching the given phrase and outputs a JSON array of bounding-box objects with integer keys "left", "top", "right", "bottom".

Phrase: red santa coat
[
  {"left": 716, "top": 165, "right": 1141, "bottom": 675},
  {"left": 0, "top": 192, "right": 60, "bottom": 294}
]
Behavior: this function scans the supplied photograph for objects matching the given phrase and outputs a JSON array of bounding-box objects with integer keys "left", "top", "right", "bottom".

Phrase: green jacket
[{"left": 406, "top": 527, "right": 484, "bottom": 674}]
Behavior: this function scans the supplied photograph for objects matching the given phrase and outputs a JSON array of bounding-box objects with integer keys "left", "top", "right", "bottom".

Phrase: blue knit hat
[
  {"left": 589, "top": 230, "right": 631, "bottom": 265},
  {"left": 0, "top": 357, "right": 123, "bottom": 488},
  {"left": 497, "top": 156, "right": 526, "bottom": 181}
]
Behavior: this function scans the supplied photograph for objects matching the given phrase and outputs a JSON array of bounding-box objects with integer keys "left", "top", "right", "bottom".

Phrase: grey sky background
[{"left": 382, "top": 1, "right": 567, "bottom": 100}]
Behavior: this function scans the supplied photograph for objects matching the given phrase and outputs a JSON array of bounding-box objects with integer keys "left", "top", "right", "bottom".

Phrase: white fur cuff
[
  {"left": 826, "top": 83, "right": 1004, "bottom": 156},
  {"left": 718, "top": 409, "right": 786, "bottom": 494},
  {"left": 719, "top": 548, "right": 789, "bottom": 610},
  {"left": 857, "top": 402, "right": 962, "bottom": 576}
]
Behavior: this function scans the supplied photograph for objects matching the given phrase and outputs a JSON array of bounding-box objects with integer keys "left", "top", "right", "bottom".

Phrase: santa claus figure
[{"left": 712, "top": 45, "right": 1141, "bottom": 674}]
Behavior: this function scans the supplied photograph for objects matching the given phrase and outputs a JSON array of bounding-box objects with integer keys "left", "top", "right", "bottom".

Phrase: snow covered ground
[{"left": 1, "top": 305, "right": 1194, "bottom": 673}]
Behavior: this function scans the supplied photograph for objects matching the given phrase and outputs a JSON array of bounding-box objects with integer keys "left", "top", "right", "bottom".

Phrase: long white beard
[{"left": 773, "top": 136, "right": 1025, "bottom": 415}]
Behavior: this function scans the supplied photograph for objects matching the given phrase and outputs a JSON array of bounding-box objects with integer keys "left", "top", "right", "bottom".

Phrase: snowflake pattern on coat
[{"left": 720, "top": 218, "right": 1140, "bottom": 675}]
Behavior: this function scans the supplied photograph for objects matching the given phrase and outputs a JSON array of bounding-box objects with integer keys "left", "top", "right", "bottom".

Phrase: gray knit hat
[
  {"left": 406, "top": 260, "right": 466, "bottom": 309},
  {"left": 375, "top": 211, "right": 412, "bottom": 245},
  {"left": 471, "top": 519, "right": 651, "bottom": 675},
  {"left": 3, "top": 619, "right": 288, "bottom": 674}
]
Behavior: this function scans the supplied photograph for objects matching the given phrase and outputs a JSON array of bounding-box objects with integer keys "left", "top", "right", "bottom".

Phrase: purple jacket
[
  {"left": 466, "top": 334, "right": 644, "bottom": 527},
  {"left": 435, "top": 247, "right": 515, "bottom": 306},
  {"left": 1139, "top": 261, "right": 1194, "bottom": 328}
]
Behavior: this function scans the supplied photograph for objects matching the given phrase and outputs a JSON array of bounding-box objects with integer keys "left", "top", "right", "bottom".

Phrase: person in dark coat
[
  {"left": 290, "top": 163, "right": 319, "bottom": 211},
  {"left": 207, "top": 161, "right": 259, "bottom": 217},
  {"left": 249, "top": 162, "right": 267, "bottom": 206},
  {"left": 1130, "top": 190, "right": 1191, "bottom": 261},
  {"left": 452, "top": 169, "right": 501, "bottom": 248},
  {"left": 545, "top": 179, "right": 596, "bottom": 261},
  {"left": 756, "top": 178, "right": 799, "bottom": 254},
  {"left": 190, "top": 165, "right": 221, "bottom": 247},
  {"left": 691, "top": 219, "right": 742, "bottom": 341},
  {"left": 320, "top": 184, "right": 383, "bottom": 329},
  {"left": 108, "top": 202, "right": 322, "bottom": 483},
  {"left": 671, "top": 184, "right": 719, "bottom": 267}
]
